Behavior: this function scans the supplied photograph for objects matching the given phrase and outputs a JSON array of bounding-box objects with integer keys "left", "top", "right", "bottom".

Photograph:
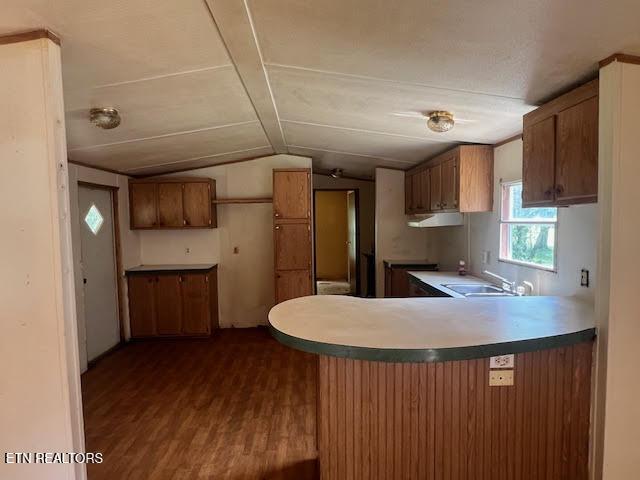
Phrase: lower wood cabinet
[
  {"left": 384, "top": 263, "right": 439, "bottom": 298},
  {"left": 127, "top": 266, "right": 218, "bottom": 338}
]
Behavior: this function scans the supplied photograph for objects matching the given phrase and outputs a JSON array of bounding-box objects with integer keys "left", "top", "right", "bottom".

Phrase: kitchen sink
[{"left": 442, "top": 284, "right": 515, "bottom": 297}]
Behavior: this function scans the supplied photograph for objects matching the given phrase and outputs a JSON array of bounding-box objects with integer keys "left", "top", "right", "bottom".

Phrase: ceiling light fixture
[
  {"left": 329, "top": 168, "right": 343, "bottom": 178},
  {"left": 90, "top": 107, "right": 121, "bottom": 129},
  {"left": 426, "top": 111, "right": 455, "bottom": 133}
]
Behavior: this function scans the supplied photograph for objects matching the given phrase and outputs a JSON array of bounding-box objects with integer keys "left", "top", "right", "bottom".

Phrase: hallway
[{"left": 81, "top": 329, "right": 317, "bottom": 479}]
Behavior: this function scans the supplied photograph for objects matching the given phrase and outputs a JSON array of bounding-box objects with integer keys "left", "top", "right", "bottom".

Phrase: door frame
[
  {"left": 78, "top": 181, "right": 126, "bottom": 348},
  {"left": 312, "top": 188, "right": 361, "bottom": 296}
]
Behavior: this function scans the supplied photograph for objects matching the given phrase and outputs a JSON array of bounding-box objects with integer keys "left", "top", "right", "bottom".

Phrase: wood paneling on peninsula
[{"left": 318, "top": 341, "right": 593, "bottom": 480}]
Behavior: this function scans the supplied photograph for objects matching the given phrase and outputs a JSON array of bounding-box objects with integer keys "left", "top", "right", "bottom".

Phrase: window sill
[{"left": 498, "top": 257, "right": 556, "bottom": 273}]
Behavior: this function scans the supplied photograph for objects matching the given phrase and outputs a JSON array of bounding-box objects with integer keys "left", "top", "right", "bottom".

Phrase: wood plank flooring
[{"left": 81, "top": 328, "right": 318, "bottom": 480}]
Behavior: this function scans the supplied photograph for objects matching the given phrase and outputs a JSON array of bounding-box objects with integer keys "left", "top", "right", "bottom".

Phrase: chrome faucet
[{"left": 483, "top": 270, "right": 516, "bottom": 292}]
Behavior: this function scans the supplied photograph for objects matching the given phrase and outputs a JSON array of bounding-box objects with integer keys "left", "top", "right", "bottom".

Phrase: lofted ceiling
[{"left": 3, "top": 1, "right": 640, "bottom": 178}]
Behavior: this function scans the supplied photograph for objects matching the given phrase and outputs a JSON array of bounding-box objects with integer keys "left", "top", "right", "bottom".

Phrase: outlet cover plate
[
  {"left": 490, "top": 354, "right": 514, "bottom": 369},
  {"left": 489, "top": 370, "right": 514, "bottom": 386}
]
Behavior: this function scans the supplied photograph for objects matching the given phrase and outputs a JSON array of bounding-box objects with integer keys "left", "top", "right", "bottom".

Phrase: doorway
[
  {"left": 313, "top": 189, "right": 359, "bottom": 296},
  {"left": 78, "top": 184, "right": 121, "bottom": 362}
]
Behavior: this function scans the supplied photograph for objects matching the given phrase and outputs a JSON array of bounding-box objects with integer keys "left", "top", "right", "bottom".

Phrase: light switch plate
[
  {"left": 490, "top": 354, "right": 514, "bottom": 369},
  {"left": 489, "top": 370, "right": 514, "bottom": 386}
]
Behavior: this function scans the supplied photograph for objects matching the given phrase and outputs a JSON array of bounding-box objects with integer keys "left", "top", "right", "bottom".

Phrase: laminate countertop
[
  {"left": 125, "top": 264, "right": 217, "bottom": 275},
  {"left": 268, "top": 295, "right": 595, "bottom": 362}
]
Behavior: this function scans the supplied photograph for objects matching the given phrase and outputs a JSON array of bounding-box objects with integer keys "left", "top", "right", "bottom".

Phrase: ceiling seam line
[
  {"left": 265, "top": 62, "right": 530, "bottom": 102},
  {"left": 281, "top": 119, "right": 457, "bottom": 143},
  {"left": 68, "top": 120, "right": 260, "bottom": 151},
  {"left": 89, "top": 64, "right": 235, "bottom": 89},
  {"left": 201, "top": 0, "right": 281, "bottom": 154},
  {"left": 287, "top": 145, "right": 415, "bottom": 164},
  {"left": 123, "top": 145, "right": 273, "bottom": 172}
]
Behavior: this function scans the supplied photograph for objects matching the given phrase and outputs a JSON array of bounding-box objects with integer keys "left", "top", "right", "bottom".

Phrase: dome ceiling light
[
  {"left": 426, "top": 111, "right": 455, "bottom": 133},
  {"left": 90, "top": 107, "right": 121, "bottom": 129}
]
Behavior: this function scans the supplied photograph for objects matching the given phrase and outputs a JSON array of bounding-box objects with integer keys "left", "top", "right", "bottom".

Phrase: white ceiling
[{"left": 4, "top": 0, "right": 640, "bottom": 178}]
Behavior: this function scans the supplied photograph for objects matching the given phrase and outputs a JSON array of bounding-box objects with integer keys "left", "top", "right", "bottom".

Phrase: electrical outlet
[
  {"left": 482, "top": 250, "right": 490, "bottom": 264},
  {"left": 580, "top": 269, "right": 589, "bottom": 287},
  {"left": 490, "top": 354, "right": 514, "bottom": 369},
  {"left": 489, "top": 370, "right": 514, "bottom": 386}
]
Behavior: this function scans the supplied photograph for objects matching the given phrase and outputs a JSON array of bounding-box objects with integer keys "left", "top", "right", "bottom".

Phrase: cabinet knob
[
  {"left": 555, "top": 185, "right": 564, "bottom": 195},
  {"left": 183, "top": 220, "right": 187, "bottom": 225},
  {"left": 275, "top": 226, "right": 280, "bottom": 230},
  {"left": 274, "top": 212, "right": 280, "bottom": 217},
  {"left": 544, "top": 188, "right": 553, "bottom": 198}
]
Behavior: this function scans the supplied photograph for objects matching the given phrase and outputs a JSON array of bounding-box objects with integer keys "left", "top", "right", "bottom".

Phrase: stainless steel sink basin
[{"left": 442, "top": 284, "right": 515, "bottom": 297}]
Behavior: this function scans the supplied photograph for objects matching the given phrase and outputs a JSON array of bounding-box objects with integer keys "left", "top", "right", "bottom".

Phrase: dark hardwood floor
[{"left": 81, "top": 328, "right": 318, "bottom": 480}]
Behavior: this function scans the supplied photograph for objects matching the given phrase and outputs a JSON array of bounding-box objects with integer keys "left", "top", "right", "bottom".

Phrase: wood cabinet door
[
  {"left": 420, "top": 169, "right": 431, "bottom": 213},
  {"left": 405, "top": 174, "right": 413, "bottom": 214},
  {"left": 130, "top": 183, "right": 157, "bottom": 228},
  {"left": 555, "top": 96, "right": 598, "bottom": 204},
  {"left": 390, "top": 268, "right": 411, "bottom": 297},
  {"left": 155, "top": 275, "right": 182, "bottom": 335},
  {"left": 273, "top": 170, "right": 310, "bottom": 220},
  {"left": 157, "top": 183, "right": 184, "bottom": 227},
  {"left": 275, "top": 223, "right": 311, "bottom": 270},
  {"left": 181, "top": 274, "right": 210, "bottom": 335},
  {"left": 411, "top": 172, "right": 423, "bottom": 212},
  {"left": 128, "top": 275, "right": 156, "bottom": 337},
  {"left": 430, "top": 164, "right": 442, "bottom": 211},
  {"left": 276, "top": 270, "right": 312, "bottom": 303},
  {"left": 441, "top": 156, "right": 459, "bottom": 210},
  {"left": 183, "top": 182, "right": 212, "bottom": 227},
  {"left": 523, "top": 116, "right": 556, "bottom": 206}
]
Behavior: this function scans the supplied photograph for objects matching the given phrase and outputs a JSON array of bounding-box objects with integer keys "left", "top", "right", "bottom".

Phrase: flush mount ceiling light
[
  {"left": 426, "top": 111, "right": 455, "bottom": 133},
  {"left": 330, "top": 168, "right": 343, "bottom": 178},
  {"left": 90, "top": 107, "right": 121, "bottom": 129}
]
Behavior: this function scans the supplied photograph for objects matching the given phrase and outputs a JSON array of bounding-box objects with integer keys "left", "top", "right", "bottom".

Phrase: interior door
[
  {"left": 273, "top": 170, "right": 310, "bottom": 220},
  {"left": 346, "top": 191, "right": 357, "bottom": 294},
  {"left": 78, "top": 185, "right": 120, "bottom": 360}
]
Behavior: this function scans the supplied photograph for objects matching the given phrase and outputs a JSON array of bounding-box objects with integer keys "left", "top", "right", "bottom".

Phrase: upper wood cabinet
[
  {"left": 522, "top": 78, "right": 598, "bottom": 207},
  {"left": 130, "top": 182, "right": 158, "bottom": 228},
  {"left": 273, "top": 168, "right": 313, "bottom": 304},
  {"left": 405, "top": 145, "right": 493, "bottom": 214},
  {"left": 129, "top": 177, "right": 217, "bottom": 230},
  {"left": 273, "top": 169, "right": 311, "bottom": 220}
]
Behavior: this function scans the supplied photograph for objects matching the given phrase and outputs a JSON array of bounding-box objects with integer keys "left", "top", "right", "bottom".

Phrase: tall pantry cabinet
[{"left": 273, "top": 169, "right": 313, "bottom": 304}]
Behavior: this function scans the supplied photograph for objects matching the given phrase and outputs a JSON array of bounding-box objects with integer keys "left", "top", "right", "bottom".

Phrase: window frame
[{"left": 498, "top": 180, "right": 558, "bottom": 272}]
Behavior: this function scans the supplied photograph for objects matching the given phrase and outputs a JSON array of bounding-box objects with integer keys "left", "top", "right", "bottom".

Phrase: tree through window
[{"left": 499, "top": 181, "right": 557, "bottom": 270}]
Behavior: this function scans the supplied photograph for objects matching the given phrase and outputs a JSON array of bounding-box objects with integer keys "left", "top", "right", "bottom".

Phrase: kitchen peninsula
[{"left": 269, "top": 295, "right": 595, "bottom": 479}]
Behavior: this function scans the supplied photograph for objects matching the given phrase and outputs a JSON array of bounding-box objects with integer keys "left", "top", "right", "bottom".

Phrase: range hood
[{"left": 407, "top": 212, "right": 464, "bottom": 228}]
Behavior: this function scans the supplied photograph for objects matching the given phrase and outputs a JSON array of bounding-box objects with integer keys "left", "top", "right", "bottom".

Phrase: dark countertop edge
[
  {"left": 268, "top": 324, "right": 596, "bottom": 363},
  {"left": 383, "top": 260, "right": 439, "bottom": 269},
  {"left": 125, "top": 265, "right": 218, "bottom": 275},
  {"left": 408, "top": 273, "right": 459, "bottom": 297}
]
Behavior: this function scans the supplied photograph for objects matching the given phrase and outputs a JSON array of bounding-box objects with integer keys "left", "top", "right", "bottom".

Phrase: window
[
  {"left": 499, "top": 181, "right": 557, "bottom": 271},
  {"left": 84, "top": 204, "right": 104, "bottom": 235}
]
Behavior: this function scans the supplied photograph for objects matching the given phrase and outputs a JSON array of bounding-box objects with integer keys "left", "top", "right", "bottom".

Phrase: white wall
[
  {"left": 0, "top": 37, "right": 85, "bottom": 480},
  {"left": 434, "top": 140, "right": 598, "bottom": 302},
  {"left": 68, "top": 164, "right": 141, "bottom": 372},
  {"left": 375, "top": 168, "right": 436, "bottom": 296},
  {"left": 312, "top": 174, "right": 375, "bottom": 295},
  {"left": 139, "top": 154, "right": 312, "bottom": 327}
]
